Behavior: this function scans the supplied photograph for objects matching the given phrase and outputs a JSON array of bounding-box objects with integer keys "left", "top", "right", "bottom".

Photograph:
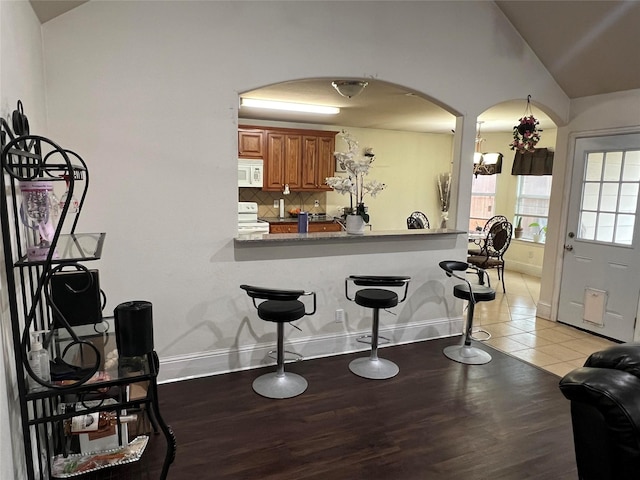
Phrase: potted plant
[
  {"left": 326, "top": 131, "right": 385, "bottom": 234},
  {"left": 529, "top": 222, "right": 547, "bottom": 243},
  {"left": 514, "top": 217, "right": 523, "bottom": 238}
]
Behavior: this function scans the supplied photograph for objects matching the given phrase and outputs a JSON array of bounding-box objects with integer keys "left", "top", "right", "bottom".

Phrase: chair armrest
[
  {"left": 584, "top": 343, "right": 640, "bottom": 378},
  {"left": 559, "top": 366, "right": 640, "bottom": 452},
  {"left": 240, "top": 285, "right": 316, "bottom": 316}
]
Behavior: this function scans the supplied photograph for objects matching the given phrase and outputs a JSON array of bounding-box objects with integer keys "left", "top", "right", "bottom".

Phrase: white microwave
[{"left": 238, "top": 159, "right": 263, "bottom": 188}]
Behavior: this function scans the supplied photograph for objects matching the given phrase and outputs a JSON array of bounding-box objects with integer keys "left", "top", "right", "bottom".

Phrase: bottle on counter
[
  {"left": 27, "top": 330, "right": 50, "bottom": 391},
  {"left": 64, "top": 411, "right": 137, "bottom": 435}
]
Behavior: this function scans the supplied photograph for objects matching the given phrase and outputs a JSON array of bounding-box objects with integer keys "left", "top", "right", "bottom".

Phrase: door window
[{"left": 579, "top": 149, "right": 640, "bottom": 245}]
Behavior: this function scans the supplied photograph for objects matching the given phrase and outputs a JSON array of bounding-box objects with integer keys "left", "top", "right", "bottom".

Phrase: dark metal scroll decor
[{"left": 0, "top": 100, "right": 100, "bottom": 390}]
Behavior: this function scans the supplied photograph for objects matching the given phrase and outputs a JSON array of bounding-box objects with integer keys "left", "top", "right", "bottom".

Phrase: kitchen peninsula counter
[
  {"left": 235, "top": 228, "right": 464, "bottom": 245},
  {"left": 259, "top": 215, "right": 338, "bottom": 224}
]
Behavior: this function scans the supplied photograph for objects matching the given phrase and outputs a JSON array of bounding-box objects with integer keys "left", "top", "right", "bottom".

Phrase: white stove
[{"left": 238, "top": 202, "right": 270, "bottom": 234}]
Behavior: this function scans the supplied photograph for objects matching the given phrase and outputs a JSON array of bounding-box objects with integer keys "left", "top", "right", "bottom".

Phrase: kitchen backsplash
[{"left": 239, "top": 189, "right": 327, "bottom": 218}]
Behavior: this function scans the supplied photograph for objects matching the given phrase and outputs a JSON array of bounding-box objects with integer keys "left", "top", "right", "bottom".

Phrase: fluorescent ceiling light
[{"left": 240, "top": 98, "right": 339, "bottom": 115}]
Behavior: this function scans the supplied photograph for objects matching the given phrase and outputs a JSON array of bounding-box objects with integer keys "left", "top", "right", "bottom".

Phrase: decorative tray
[{"left": 51, "top": 435, "right": 148, "bottom": 478}]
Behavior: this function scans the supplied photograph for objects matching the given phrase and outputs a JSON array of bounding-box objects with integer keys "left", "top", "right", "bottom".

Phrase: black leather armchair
[{"left": 559, "top": 343, "right": 640, "bottom": 480}]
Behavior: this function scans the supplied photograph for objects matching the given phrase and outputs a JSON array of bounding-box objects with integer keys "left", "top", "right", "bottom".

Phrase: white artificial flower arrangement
[{"left": 326, "top": 130, "right": 385, "bottom": 223}]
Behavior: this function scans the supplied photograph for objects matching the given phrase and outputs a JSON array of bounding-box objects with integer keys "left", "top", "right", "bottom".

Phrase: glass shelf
[
  {"left": 15, "top": 233, "right": 106, "bottom": 267},
  {"left": 26, "top": 318, "right": 153, "bottom": 401}
]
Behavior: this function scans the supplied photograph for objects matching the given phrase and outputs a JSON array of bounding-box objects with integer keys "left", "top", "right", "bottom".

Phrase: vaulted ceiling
[{"left": 28, "top": 1, "right": 640, "bottom": 133}]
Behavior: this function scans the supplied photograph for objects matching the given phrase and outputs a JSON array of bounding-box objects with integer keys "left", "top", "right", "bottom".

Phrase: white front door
[{"left": 558, "top": 133, "right": 640, "bottom": 342}]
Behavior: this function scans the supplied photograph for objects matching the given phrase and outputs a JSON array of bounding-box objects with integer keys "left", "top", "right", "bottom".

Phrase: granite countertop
[
  {"left": 260, "top": 215, "right": 338, "bottom": 224},
  {"left": 235, "top": 228, "right": 464, "bottom": 244}
]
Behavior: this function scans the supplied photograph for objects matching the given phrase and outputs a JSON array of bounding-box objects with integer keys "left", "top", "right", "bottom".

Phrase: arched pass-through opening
[
  {"left": 236, "top": 77, "right": 462, "bottom": 231},
  {"left": 471, "top": 98, "right": 559, "bottom": 282}
]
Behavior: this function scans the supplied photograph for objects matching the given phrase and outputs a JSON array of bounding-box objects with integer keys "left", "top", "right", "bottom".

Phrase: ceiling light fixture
[
  {"left": 331, "top": 81, "right": 368, "bottom": 98},
  {"left": 473, "top": 121, "right": 503, "bottom": 177},
  {"left": 240, "top": 98, "right": 339, "bottom": 115}
]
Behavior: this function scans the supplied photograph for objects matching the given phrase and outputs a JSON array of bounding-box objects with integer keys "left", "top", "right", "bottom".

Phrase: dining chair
[
  {"left": 406, "top": 211, "right": 429, "bottom": 229},
  {"left": 468, "top": 215, "right": 508, "bottom": 255},
  {"left": 467, "top": 220, "right": 512, "bottom": 293}
]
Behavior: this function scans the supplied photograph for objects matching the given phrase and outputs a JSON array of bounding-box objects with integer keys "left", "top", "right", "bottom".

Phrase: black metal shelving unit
[{"left": 1, "top": 103, "right": 175, "bottom": 479}]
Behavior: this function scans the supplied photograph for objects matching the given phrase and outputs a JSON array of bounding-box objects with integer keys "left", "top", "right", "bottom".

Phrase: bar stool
[
  {"left": 240, "top": 285, "right": 316, "bottom": 399},
  {"left": 439, "top": 261, "right": 495, "bottom": 365},
  {"left": 345, "top": 275, "right": 411, "bottom": 379}
]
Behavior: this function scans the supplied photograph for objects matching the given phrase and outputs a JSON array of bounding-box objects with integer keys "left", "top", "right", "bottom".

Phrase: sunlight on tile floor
[{"left": 472, "top": 270, "right": 617, "bottom": 377}]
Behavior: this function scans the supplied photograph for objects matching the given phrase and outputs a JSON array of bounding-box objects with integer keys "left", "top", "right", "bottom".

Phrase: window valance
[{"left": 511, "top": 148, "right": 554, "bottom": 175}]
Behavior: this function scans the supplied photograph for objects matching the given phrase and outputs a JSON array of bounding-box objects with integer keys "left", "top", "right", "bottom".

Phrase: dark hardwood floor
[{"left": 143, "top": 338, "right": 578, "bottom": 479}]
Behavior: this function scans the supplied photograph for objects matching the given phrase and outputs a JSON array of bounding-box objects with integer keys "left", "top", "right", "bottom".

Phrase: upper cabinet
[
  {"left": 301, "top": 134, "right": 335, "bottom": 191},
  {"left": 241, "top": 125, "right": 337, "bottom": 192},
  {"left": 265, "top": 131, "right": 302, "bottom": 191},
  {"left": 238, "top": 128, "right": 264, "bottom": 158}
]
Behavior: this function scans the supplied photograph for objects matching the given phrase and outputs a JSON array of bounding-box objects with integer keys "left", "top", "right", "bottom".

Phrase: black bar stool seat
[
  {"left": 355, "top": 289, "right": 399, "bottom": 310},
  {"left": 240, "top": 285, "right": 316, "bottom": 399},
  {"left": 258, "top": 300, "right": 306, "bottom": 322}
]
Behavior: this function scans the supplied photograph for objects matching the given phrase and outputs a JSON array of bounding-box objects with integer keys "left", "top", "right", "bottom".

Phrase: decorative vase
[
  {"left": 533, "top": 233, "right": 541, "bottom": 243},
  {"left": 346, "top": 214, "right": 366, "bottom": 235},
  {"left": 440, "top": 210, "right": 449, "bottom": 229}
]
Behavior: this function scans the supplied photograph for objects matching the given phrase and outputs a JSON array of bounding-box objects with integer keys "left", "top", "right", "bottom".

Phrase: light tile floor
[{"left": 471, "top": 270, "right": 617, "bottom": 377}]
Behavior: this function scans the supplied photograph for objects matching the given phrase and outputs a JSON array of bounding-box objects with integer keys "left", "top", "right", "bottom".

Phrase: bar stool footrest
[
  {"left": 267, "top": 350, "right": 304, "bottom": 362},
  {"left": 356, "top": 334, "right": 390, "bottom": 345}
]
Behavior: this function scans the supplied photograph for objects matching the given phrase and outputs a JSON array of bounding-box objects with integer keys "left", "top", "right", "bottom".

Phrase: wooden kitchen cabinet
[
  {"left": 269, "top": 221, "right": 342, "bottom": 234},
  {"left": 309, "top": 221, "right": 342, "bottom": 232},
  {"left": 241, "top": 125, "right": 337, "bottom": 192},
  {"left": 301, "top": 135, "right": 336, "bottom": 191},
  {"left": 238, "top": 128, "right": 264, "bottom": 158},
  {"left": 265, "top": 131, "right": 303, "bottom": 191},
  {"left": 269, "top": 223, "right": 298, "bottom": 234}
]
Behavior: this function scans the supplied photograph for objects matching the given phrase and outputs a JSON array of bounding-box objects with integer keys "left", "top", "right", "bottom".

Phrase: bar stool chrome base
[
  {"left": 252, "top": 372, "right": 308, "bottom": 399},
  {"left": 349, "top": 357, "right": 399, "bottom": 380},
  {"left": 443, "top": 344, "right": 492, "bottom": 365}
]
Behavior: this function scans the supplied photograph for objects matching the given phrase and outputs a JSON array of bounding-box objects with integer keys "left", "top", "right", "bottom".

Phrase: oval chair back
[
  {"left": 483, "top": 215, "right": 508, "bottom": 233},
  {"left": 407, "top": 211, "right": 429, "bottom": 229}
]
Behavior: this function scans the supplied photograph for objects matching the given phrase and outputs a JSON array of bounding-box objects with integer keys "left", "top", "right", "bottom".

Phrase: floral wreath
[{"left": 509, "top": 95, "right": 541, "bottom": 153}]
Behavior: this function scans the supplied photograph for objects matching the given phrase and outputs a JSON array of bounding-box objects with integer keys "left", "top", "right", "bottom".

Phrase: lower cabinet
[
  {"left": 310, "top": 222, "right": 342, "bottom": 233},
  {"left": 269, "top": 222, "right": 342, "bottom": 233}
]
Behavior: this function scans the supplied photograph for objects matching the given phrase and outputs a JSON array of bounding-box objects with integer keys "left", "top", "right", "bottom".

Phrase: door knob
[{"left": 564, "top": 244, "right": 573, "bottom": 251}]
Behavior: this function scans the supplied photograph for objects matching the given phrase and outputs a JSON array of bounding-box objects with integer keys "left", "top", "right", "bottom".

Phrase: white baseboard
[
  {"left": 157, "top": 317, "right": 462, "bottom": 384},
  {"left": 507, "top": 261, "right": 542, "bottom": 278},
  {"left": 536, "top": 301, "right": 552, "bottom": 320}
]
